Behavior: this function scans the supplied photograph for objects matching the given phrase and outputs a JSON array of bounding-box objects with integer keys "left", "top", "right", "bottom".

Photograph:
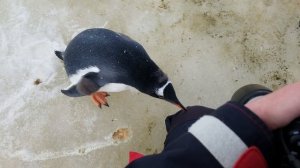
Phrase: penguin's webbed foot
[{"left": 91, "top": 92, "right": 110, "bottom": 108}]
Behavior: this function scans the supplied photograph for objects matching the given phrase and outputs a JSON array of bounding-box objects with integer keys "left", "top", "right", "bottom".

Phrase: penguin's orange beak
[
  {"left": 160, "top": 82, "right": 187, "bottom": 111},
  {"left": 176, "top": 102, "right": 187, "bottom": 111}
]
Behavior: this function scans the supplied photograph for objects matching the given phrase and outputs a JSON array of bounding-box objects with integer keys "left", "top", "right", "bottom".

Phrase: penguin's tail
[{"left": 54, "top": 50, "right": 64, "bottom": 60}]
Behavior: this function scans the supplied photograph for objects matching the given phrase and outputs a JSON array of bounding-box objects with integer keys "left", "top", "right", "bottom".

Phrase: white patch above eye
[
  {"left": 69, "top": 66, "right": 100, "bottom": 85},
  {"left": 156, "top": 81, "right": 171, "bottom": 97}
]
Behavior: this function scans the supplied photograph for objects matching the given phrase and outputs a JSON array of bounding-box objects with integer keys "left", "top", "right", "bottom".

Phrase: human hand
[{"left": 245, "top": 82, "right": 300, "bottom": 130}]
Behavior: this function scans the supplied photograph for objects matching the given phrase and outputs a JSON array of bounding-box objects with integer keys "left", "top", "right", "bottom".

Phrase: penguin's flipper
[
  {"left": 54, "top": 50, "right": 64, "bottom": 60},
  {"left": 61, "top": 85, "right": 82, "bottom": 97},
  {"left": 61, "top": 72, "right": 100, "bottom": 97},
  {"left": 76, "top": 72, "right": 100, "bottom": 95}
]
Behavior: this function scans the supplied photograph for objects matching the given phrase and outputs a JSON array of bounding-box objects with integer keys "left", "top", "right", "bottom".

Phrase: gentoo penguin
[{"left": 55, "top": 28, "right": 186, "bottom": 110}]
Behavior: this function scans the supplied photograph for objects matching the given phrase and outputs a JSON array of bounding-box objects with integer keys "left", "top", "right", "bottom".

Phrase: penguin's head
[{"left": 151, "top": 81, "right": 187, "bottom": 111}]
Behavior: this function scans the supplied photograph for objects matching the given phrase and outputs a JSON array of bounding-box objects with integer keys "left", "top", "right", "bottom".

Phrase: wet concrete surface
[{"left": 0, "top": 0, "right": 300, "bottom": 167}]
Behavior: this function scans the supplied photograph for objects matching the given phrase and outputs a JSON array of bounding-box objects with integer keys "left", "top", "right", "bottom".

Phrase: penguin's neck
[{"left": 145, "top": 70, "right": 168, "bottom": 90}]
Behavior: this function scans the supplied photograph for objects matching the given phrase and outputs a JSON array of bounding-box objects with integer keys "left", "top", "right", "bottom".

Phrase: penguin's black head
[{"left": 150, "top": 82, "right": 186, "bottom": 111}]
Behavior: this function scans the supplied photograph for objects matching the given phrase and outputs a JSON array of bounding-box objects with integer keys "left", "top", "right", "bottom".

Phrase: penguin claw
[
  {"left": 91, "top": 92, "right": 110, "bottom": 108},
  {"left": 102, "top": 92, "right": 110, "bottom": 97}
]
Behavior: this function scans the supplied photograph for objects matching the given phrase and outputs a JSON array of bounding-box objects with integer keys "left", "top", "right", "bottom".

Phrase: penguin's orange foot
[{"left": 91, "top": 92, "right": 110, "bottom": 108}]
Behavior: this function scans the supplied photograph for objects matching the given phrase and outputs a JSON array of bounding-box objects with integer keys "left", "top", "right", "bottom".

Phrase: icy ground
[{"left": 0, "top": 0, "right": 300, "bottom": 167}]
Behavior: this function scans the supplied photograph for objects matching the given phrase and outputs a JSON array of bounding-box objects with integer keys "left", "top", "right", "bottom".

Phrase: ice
[{"left": 0, "top": 0, "right": 300, "bottom": 167}]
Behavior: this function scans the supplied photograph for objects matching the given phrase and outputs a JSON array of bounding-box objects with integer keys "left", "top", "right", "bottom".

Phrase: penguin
[{"left": 55, "top": 28, "right": 186, "bottom": 110}]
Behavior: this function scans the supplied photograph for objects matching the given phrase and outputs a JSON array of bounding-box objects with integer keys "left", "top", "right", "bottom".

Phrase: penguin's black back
[{"left": 63, "top": 28, "right": 167, "bottom": 92}]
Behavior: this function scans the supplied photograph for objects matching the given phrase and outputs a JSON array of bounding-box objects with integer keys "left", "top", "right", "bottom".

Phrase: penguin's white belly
[{"left": 99, "top": 83, "right": 138, "bottom": 93}]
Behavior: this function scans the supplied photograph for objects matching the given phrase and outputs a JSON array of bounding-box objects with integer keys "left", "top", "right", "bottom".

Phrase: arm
[{"left": 127, "top": 103, "right": 272, "bottom": 168}]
